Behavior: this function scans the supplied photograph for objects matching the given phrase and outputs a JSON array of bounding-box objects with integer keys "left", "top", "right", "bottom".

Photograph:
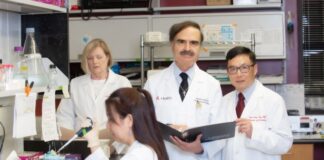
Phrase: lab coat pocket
[
  {"left": 250, "top": 116, "right": 269, "bottom": 137},
  {"left": 252, "top": 120, "right": 267, "bottom": 130},
  {"left": 195, "top": 98, "right": 210, "bottom": 125}
]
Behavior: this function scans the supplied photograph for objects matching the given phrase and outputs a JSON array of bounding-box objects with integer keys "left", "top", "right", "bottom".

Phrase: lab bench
[
  {"left": 282, "top": 134, "right": 324, "bottom": 160},
  {"left": 23, "top": 134, "right": 324, "bottom": 160},
  {"left": 23, "top": 139, "right": 123, "bottom": 160}
]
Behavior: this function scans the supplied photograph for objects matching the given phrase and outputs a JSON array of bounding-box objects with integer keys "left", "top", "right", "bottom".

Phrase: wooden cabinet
[{"left": 282, "top": 144, "right": 313, "bottom": 160}]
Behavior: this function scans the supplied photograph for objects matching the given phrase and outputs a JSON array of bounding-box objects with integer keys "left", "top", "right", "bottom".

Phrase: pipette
[{"left": 57, "top": 118, "right": 93, "bottom": 153}]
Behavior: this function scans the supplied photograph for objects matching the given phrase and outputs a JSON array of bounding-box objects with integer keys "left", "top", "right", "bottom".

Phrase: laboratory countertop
[
  {"left": 293, "top": 133, "right": 324, "bottom": 144},
  {"left": 23, "top": 134, "right": 324, "bottom": 159},
  {"left": 23, "top": 138, "right": 122, "bottom": 160}
]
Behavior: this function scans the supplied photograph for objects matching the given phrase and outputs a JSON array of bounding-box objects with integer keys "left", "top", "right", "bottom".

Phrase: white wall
[{"left": 0, "top": 10, "right": 22, "bottom": 160}]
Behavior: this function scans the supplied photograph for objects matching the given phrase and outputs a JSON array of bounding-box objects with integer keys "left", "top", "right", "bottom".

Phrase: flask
[
  {"left": 23, "top": 28, "right": 39, "bottom": 55},
  {"left": 13, "top": 46, "right": 28, "bottom": 80},
  {"left": 22, "top": 28, "right": 49, "bottom": 87},
  {"left": 25, "top": 54, "right": 49, "bottom": 87}
]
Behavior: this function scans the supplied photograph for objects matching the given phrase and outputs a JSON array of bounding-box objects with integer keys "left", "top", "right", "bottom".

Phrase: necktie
[
  {"left": 236, "top": 93, "right": 245, "bottom": 118},
  {"left": 179, "top": 72, "right": 188, "bottom": 101}
]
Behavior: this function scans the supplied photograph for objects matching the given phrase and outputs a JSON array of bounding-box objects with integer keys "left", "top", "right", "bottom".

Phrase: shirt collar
[
  {"left": 173, "top": 62, "right": 195, "bottom": 84},
  {"left": 236, "top": 79, "right": 257, "bottom": 103}
]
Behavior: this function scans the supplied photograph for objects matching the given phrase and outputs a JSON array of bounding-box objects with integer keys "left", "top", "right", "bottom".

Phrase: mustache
[{"left": 180, "top": 50, "right": 194, "bottom": 56}]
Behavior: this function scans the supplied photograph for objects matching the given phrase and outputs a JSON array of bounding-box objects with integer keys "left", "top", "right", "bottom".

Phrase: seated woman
[
  {"left": 56, "top": 38, "right": 131, "bottom": 140},
  {"left": 85, "top": 88, "right": 169, "bottom": 160}
]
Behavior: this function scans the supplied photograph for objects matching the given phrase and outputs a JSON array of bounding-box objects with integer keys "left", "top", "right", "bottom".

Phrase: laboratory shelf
[
  {"left": 0, "top": 87, "right": 48, "bottom": 98},
  {"left": 0, "top": 0, "right": 66, "bottom": 14}
]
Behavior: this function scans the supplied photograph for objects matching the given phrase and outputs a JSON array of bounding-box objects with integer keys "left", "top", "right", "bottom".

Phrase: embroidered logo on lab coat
[
  {"left": 156, "top": 96, "right": 172, "bottom": 101},
  {"left": 249, "top": 115, "right": 267, "bottom": 121}
]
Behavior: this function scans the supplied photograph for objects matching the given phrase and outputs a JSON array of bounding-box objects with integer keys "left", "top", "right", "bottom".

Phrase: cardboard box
[{"left": 207, "top": 0, "right": 231, "bottom": 6}]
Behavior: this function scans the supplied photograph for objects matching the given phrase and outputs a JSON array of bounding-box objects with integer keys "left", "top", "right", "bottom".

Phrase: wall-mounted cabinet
[{"left": 0, "top": 0, "right": 66, "bottom": 14}]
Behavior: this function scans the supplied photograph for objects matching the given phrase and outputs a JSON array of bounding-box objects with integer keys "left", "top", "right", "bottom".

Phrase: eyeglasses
[
  {"left": 227, "top": 64, "right": 255, "bottom": 75},
  {"left": 174, "top": 39, "right": 201, "bottom": 48}
]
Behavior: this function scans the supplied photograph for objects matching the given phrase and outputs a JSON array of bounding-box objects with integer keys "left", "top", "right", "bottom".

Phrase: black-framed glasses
[{"left": 227, "top": 64, "right": 255, "bottom": 74}]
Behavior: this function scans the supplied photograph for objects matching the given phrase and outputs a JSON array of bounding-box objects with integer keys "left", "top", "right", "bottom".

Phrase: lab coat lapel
[
  {"left": 165, "top": 65, "right": 182, "bottom": 102},
  {"left": 228, "top": 92, "right": 239, "bottom": 120},
  {"left": 183, "top": 65, "right": 202, "bottom": 103},
  {"left": 95, "top": 70, "right": 116, "bottom": 104},
  {"left": 84, "top": 75, "right": 96, "bottom": 102},
  {"left": 241, "top": 80, "right": 264, "bottom": 118},
  {"left": 80, "top": 75, "right": 96, "bottom": 117}
]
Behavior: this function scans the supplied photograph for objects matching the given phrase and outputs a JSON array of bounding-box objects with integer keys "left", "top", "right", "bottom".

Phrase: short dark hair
[
  {"left": 106, "top": 88, "right": 169, "bottom": 160},
  {"left": 226, "top": 46, "right": 256, "bottom": 64},
  {"left": 169, "top": 20, "right": 204, "bottom": 42}
]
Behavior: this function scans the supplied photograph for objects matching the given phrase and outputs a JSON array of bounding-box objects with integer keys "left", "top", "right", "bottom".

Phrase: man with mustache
[{"left": 144, "top": 21, "right": 225, "bottom": 160}]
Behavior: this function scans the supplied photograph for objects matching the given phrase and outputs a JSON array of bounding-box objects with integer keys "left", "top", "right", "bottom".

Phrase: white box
[
  {"left": 233, "top": 0, "right": 257, "bottom": 5},
  {"left": 258, "top": 0, "right": 281, "bottom": 3},
  {"left": 144, "top": 32, "right": 167, "bottom": 43}
]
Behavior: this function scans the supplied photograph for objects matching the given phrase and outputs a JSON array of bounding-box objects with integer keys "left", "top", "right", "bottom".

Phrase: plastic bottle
[{"left": 2, "top": 64, "right": 14, "bottom": 90}]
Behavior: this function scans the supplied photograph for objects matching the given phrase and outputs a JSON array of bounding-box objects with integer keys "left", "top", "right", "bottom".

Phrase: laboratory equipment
[
  {"left": 1, "top": 64, "right": 14, "bottom": 90},
  {"left": 23, "top": 28, "right": 39, "bottom": 55},
  {"left": 48, "top": 64, "right": 57, "bottom": 89},
  {"left": 0, "top": 60, "right": 4, "bottom": 90},
  {"left": 57, "top": 118, "right": 93, "bottom": 153},
  {"left": 25, "top": 54, "right": 49, "bottom": 87},
  {"left": 24, "top": 80, "right": 34, "bottom": 96},
  {"left": 22, "top": 28, "right": 49, "bottom": 87},
  {"left": 14, "top": 46, "right": 28, "bottom": 80}
]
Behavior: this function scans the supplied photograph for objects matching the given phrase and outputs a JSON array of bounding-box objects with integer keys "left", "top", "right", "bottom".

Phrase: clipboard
[{"left": 158, "top": 121, "right": 235, "bottom": 143}]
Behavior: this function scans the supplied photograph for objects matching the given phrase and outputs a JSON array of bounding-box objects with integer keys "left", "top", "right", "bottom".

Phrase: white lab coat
[
  {"left": 85, "top": 140, "right": 158, "bottom": 160},
  {"left": 56, "top": 69, "right": 131, "bottom": 131},
  {"left": 144, "top": 63, "right": 225, "bottom": 160},
  {"left": 221, "top": 80, "right": 293, "bottom": 160}
]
